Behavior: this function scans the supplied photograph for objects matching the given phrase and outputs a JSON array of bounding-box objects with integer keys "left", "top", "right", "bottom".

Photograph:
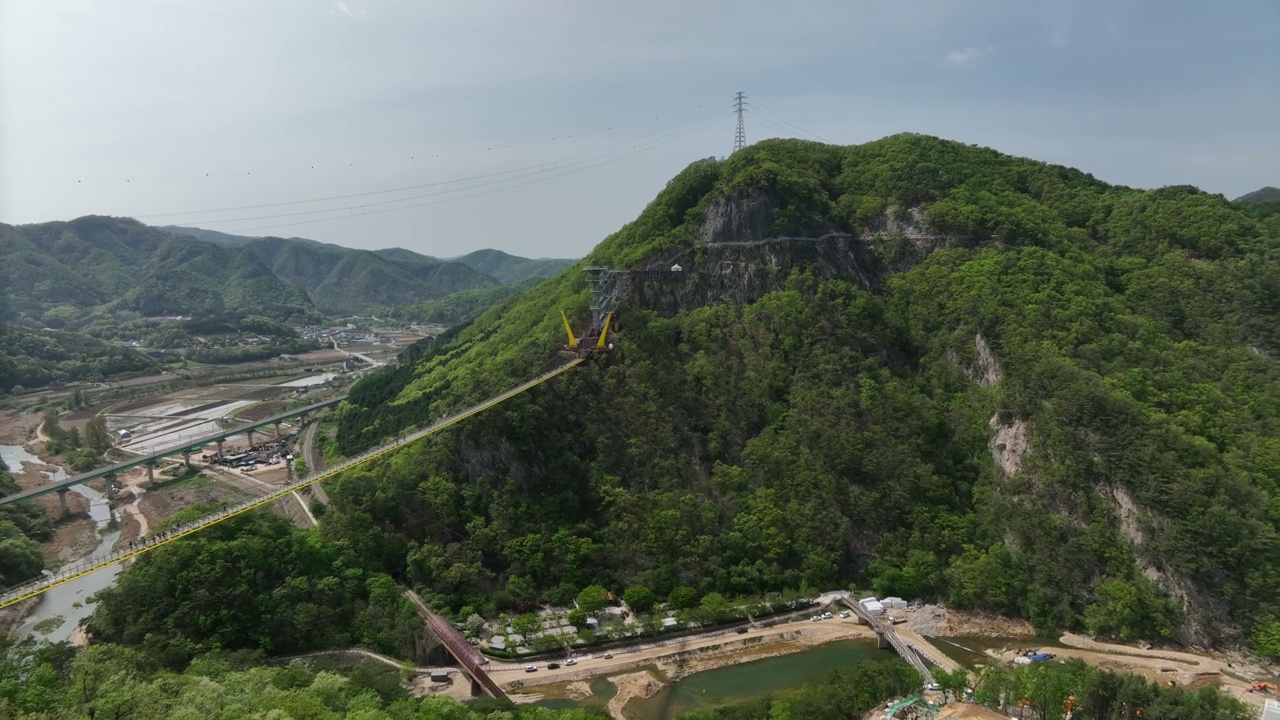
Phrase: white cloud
[
  {"left": 941, "top": 45, "right": 994, "bottom": 70},
  {"left": 330, "top": 1, "right": 366, "bottom": 19}
]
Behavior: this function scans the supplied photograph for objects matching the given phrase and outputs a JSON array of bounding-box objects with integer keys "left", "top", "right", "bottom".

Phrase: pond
[{"left": 536, "top": 639, "right": 897, "bottom": 719}]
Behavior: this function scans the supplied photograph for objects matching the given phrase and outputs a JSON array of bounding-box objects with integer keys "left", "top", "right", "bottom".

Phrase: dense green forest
[
  {"left": 386, "top": 277, "right": 542, "bottom": 325},
  {"left": 322, "top": 135, "right": 1279, "bottom": 652},
  {"left": 0, "top": 459, "right": 49, "bottom": 586},
  {"left": 89, "top": 508, "right": 427, "bottom": 665},
  {"left": 0, "top": 323, "right": 159, "bottom": 393},
  {"left": 0, "top": 640, "right": 603, "bottom": 720}
]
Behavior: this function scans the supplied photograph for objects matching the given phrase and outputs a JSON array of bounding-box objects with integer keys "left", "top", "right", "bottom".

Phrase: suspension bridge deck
[{"left": 0, "top": 358, "right": 584, "bottom": 610}]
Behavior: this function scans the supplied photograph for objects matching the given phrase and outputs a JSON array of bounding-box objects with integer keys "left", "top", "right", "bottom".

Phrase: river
[
  {"left": 536, "top": 640, "right": 897, "bottom": 719},
  {"left": 1, "top": 444, "right": 123, "bottom": 644}
]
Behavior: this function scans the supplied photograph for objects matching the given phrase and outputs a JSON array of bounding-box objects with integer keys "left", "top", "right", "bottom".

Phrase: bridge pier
[
  {"left": 145, "top": 463, "right": 155, "bottom": 484},
  {"left": 876, "top": 631, "right": 890, "bottom": 650},
  {"left": 216, "top": 439, "right": 224, "bottom": 459},
  {"left": 182, "top": 449, "right": 193, "bottom": 469},
  {"left": 56, "top": 488, "right": 69, "bottom": 518},
  {"left": 274, "top": 421, "right": 283, "bottom": 437},
  {"left": 246, "top": 429, "right": 255, "bottom": 449}
]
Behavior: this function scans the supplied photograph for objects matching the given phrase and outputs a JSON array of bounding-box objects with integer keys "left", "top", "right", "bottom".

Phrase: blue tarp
[{"left": 1028, "top": 653, "right": 1055, "bottom": 662}]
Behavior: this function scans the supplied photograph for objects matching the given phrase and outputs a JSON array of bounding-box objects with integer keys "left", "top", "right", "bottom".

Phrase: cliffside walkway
[
  {"left": 0, "top": 358, "right": 584, "bottom": 611},
  {"left": 403, "top": 588, "right": 509, "bottom": 701}
]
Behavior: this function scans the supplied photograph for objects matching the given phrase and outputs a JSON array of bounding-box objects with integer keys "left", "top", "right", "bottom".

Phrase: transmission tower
[{"left": 733, "top": 91, "right": 747, "bottom": 152}]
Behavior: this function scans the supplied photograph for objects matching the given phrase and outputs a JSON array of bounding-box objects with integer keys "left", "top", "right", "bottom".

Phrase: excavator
[{"left": 1249, "top": 681, "right": 1278, "bottom": 695}]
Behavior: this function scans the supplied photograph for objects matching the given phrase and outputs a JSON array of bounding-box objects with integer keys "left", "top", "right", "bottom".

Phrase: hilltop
[
  {"left": 1235, "top": 186, "right": 1280, "bottom": 205},
  {"left": 323, "top": 134, "right": 1279, "bottom": 654}
]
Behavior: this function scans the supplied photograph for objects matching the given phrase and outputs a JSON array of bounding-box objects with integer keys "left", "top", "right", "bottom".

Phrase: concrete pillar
[
  {"left": 246, "top": 429, "right": 255, "bottom": 449},
  {"left": 876, "top": 631, "right": 890, "bottom": 650},
  {"left": 274, "top": 421, "right": 283, "bottom": 437},
  {"left": 216, "top": 439, "right": 224, "bottom": 459},
  {"left": 470, "top": 677, "right": 482, "bottom": 697},
  {"left": 299, "top": 413, "right": 309, "bottom": 428},
  {"left": 57, "top": 488, "right": 69, "bottom": 517},
  {"left": 146, "top": 463, "right": 155, "bottom": 484},
  {"left": 183, "top": 449, "right": 192, "bottom": 469}
]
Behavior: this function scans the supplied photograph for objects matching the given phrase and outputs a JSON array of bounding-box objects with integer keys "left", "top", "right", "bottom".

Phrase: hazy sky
[{"left": 2, "top": 1, "right": 1277, "bottom": 258}]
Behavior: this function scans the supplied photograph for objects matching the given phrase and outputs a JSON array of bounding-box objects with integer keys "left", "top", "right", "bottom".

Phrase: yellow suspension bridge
[{"left": 0, "top": 356, "right": 586, "bottom": 610}]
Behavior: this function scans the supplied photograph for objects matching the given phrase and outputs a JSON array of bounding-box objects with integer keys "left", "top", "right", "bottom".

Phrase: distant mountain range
[
  {"left": 161, "top": 226, "right": 576, "bottom": 314},
  {"left": 0, "top": 217, "right": 576, "bottom": 324},
  {"left": 1235, "top": 186, "right": 1280, "bottom": 205}
]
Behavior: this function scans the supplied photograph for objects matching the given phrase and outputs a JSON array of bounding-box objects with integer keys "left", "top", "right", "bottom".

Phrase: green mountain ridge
[
  {"left": 324, "top": 134, "right": 1279, "bottom": 653},
  {"left": 161, "top": 226, "right": 575, "bottom": 314},
  {"left": 0, "top": 216, "right": 318, "bottom": 322}
]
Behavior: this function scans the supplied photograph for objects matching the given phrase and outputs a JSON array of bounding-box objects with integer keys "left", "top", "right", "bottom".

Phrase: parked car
[
  {"left": 547, "top": 662, "right": 560, "bottom": 670},
  {"left": 603, "top": 654, "right": 614, "bottom": 659},
  {"left": 565, "top": 659, "right": 577, "bottom": 666},
  {"left": 736, "top": 627, "right": 748, "bottom": 634},
  {"left": 524, "top": 665, "right": 537, "bottom": 673}
]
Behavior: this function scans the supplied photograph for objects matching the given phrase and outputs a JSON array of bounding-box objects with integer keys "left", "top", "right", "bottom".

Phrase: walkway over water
[
  {"left": 0, "top": 358, "right": 584, "bottom": 610},
  {"left": 0, "top": 396, "right": 343, "bottom": 505}
]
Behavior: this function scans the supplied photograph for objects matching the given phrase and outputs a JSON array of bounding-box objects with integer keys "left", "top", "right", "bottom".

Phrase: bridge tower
[{"left": 562, "top": 267, "right": 629, "bottom": 358}]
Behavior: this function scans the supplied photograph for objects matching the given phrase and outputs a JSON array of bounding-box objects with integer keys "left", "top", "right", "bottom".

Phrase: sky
[{"left": 2, "top": 0, "right": 1277, "bottom": 259}]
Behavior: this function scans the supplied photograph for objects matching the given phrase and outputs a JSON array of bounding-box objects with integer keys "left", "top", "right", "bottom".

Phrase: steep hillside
[
  {"left": 325, "top": 136, "right": 1274, "bottom": 652},
  {"left": 454, "top": 248, "right": 576, "bottom": 284},
  {"left": 0, "top": 217, "right": 317, "bottom": 322}
]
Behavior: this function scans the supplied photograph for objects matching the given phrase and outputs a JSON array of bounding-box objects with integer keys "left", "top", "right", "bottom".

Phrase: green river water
[{"left": 535, "top": 639, "right": 897, "bottom": 719}]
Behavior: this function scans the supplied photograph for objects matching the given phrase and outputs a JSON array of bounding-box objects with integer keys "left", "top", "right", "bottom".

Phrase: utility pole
[{"left": 733, "top": 91, "right": 747, "bottom": 153}]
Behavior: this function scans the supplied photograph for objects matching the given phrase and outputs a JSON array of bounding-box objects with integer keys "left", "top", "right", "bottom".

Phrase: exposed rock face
[
  {"left": 628, "top": 234, "right": 885, "bottom": 317},
  {"left": 699, "top": 188, "right": 780, "bottom": 246},
  {"left": 988, "top": 415, "right": 1029, "bottom": 477},
  {"left": 972, "top": 333, "right": 1002, "bottom": 388}
]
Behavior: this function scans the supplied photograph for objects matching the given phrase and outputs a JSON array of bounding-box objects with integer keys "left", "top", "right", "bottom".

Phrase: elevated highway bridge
[{"left": 0, "top": 397, "right": 343, "bottom": 507}]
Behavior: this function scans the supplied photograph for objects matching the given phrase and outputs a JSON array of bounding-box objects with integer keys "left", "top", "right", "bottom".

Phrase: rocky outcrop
[
  {"left": 988, "top": 414, "right": 1029, "bottom": 477},
  {"left": 699, "top": 188, "right": 779, "bottom": 246},
  {"left": 628, "top": 234, "right": 885, "bottom": 317}
]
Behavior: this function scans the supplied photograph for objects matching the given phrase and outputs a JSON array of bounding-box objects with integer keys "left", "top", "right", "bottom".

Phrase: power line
[
  {"left": 733, "top": 91, "right": 747, "bottom": 153},
  {"left": 232, "top": 109, "right": 730, "bottom": 233},
  {"left": 748, "top": 99, "right": 832, "bottom": 144},
  {"left": 135, "top": 102, "right": 733, "bottom": 222}
]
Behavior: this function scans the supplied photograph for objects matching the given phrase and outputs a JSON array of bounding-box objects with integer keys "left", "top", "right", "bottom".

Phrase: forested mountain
[
  {"left": 453, "top": 248, "right": 576, "bottom": 284},
  {"left": 242, "top": 237, "right": 494, "bottom": 315},
  {"left": 0, "top": 217, "right": 318, "bottom": 322},
  {"left": 162, "top": 226, "right": 573, "bottom": 314},
  {"left": 323, "top": 135, "right": 1280, "bottom": 654},
  {"left": 385, "top": 276, "right": 542, "bottom": 325}
]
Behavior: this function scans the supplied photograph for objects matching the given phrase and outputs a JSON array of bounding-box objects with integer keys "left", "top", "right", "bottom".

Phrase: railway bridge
[{"left": 403, "top": 589, "right": 508, "bottom": 701}]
